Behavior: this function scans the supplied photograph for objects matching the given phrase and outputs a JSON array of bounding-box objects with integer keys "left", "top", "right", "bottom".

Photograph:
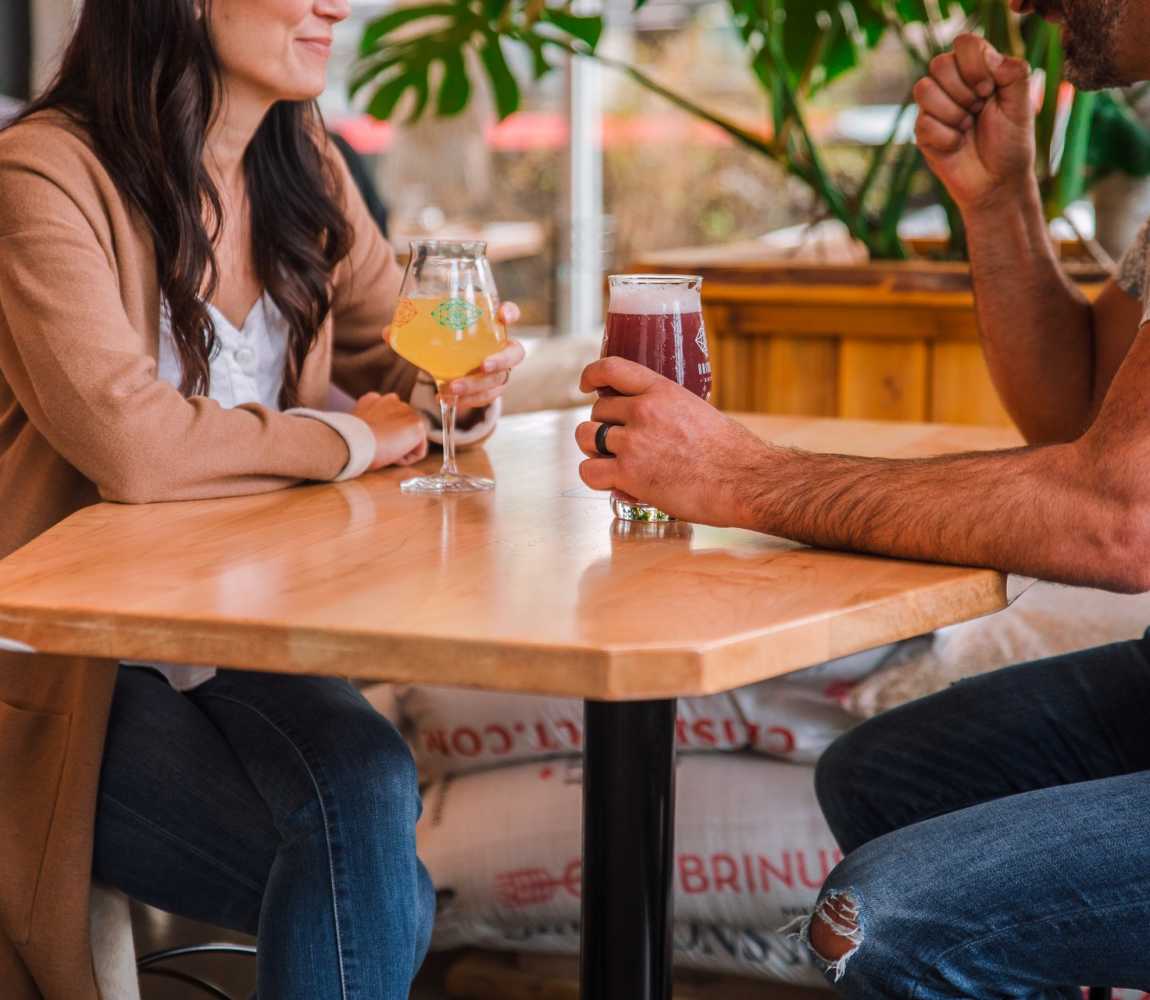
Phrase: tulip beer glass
[
  {"left": 600, "top": 274, "right": 711, "bottom": 522},
  {"left": 390, "top": 240, "right": 507, "bottom": 494}
]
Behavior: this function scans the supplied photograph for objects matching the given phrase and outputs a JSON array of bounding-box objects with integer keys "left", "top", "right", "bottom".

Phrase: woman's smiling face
[{"left": 208, "top": 0, "right": 350, "bottom": 105}]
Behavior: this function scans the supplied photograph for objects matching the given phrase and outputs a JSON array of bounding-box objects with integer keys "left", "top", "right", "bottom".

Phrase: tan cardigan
[{"left": 0, "top": 110, "right": 419, "bottom": 997}]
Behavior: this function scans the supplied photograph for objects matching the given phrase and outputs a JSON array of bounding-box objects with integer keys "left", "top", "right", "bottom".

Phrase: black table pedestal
[{"left": 580, "top": 698, "right": 678, "bottom": 999}]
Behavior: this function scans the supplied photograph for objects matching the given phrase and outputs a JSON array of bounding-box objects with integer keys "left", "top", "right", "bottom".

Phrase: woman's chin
[
  {"left": 275, "top": 81, "right": 327, "bottom": 104},
  {"left": 259, "top": 67, "right": 327, "bottom": 105}
]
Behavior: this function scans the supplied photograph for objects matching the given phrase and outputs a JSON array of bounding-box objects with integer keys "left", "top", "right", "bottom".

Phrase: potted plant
[{"left": 352, "top": 0, "right": 1150, "bottom": 425}]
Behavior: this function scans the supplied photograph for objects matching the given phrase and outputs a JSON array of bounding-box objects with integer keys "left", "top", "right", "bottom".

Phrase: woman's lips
[{"left": 297, "top": 38, "right": 333, "bottom": 56}]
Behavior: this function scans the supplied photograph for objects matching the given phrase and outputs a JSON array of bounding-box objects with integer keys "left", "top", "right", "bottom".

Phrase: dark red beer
[{"left": 600, "top": 275, "right": 709, "bottom": 521}]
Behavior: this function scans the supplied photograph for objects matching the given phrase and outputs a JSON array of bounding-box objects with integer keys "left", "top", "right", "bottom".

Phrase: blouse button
[{"left": 234, "top": 347, "right": 256, "bottom": 368}]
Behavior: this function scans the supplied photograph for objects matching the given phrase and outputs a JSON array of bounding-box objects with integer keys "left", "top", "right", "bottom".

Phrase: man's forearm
[
  {"left": 964, "top": 183, "right": 1095, "bottom": 444},
  {"left": 741, "top": 441, "right": 1144, "bottom": 593}
]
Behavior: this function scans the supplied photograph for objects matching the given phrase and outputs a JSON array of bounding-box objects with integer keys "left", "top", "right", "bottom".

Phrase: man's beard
[{"left": 1037, "top": 0, "right": 1129, "bottom": 90}]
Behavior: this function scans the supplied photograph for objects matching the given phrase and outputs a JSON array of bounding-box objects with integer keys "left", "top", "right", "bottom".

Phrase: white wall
[{"left": 30, "top": 0, "right": 77, "bottom": 92}]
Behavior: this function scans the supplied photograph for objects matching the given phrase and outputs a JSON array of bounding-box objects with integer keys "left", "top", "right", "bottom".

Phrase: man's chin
[{"left": 1063, "top": 53, "right": 1128, "bottom": 90}]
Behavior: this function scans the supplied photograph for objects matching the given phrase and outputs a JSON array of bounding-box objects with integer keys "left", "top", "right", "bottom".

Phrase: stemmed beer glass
[{"left": 390, "top": 240, "right": 507, "bottom": 494}]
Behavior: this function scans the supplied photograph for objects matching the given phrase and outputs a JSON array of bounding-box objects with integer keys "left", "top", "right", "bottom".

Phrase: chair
[
  {"left": 91, "top": 884, "right": 142, "bottom": 1000},
  {"left": 136, "top": 942, "right": 257, "bottom": 999},
  {"left": 91, "top": 883, "right": 256, "bottom": 1000}
]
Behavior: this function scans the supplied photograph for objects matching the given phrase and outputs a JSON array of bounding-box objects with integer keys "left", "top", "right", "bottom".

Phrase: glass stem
[{"left": 439, "top": 393, "right": 460, "bottom": 478}]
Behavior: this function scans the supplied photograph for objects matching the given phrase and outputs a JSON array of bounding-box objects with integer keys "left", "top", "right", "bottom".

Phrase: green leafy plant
[{"left": 352, "top": 0, "right": 1150, "bottom": 260}]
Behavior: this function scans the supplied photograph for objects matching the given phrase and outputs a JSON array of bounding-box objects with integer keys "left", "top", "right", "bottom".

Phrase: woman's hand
[
  {"left": 352, "top": 392, "right": 429, "bottom": 469},
  {"left": 442, "top": 302, "right": 526, "bottom": 414},
  {"left": 384, "top": 302, "right": 527, "bottom": 413}
]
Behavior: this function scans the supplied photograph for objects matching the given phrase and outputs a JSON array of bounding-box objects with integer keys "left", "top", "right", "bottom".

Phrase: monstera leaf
[
  {"left": 352, "top": 0, "right": 999, "bottom": 127},
  {"left": 772, "top": 1, "right": 887, "bottom": 92},
  {"left": 353, "top": 0, "right": 602, "bottom": 122},
  {"left": 354, "top": 0, "right": 896, "bottom": 124}
]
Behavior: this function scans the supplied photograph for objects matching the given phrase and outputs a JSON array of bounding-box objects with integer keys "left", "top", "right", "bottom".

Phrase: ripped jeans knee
[{"left": 783, "top": 887, "right": 864, "bottom": 984}]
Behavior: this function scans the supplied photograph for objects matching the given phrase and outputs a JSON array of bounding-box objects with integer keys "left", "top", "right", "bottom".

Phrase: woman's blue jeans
[
  {"left": 92, "top": 665, "right": 435, "bottom": 1000},
  {"left": 809, "top": 635, "right": 1150, "bottom": 998}
]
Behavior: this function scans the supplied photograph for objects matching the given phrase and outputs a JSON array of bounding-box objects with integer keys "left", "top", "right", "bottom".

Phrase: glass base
[
  {"left": 402, "top": 472, "right": 495, "bottom": 495},
  {"left": 611, "top": 497, "right": 675, "bottom": 523}
]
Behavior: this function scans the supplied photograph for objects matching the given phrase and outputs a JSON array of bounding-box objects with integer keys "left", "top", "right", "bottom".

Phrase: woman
[{"left": 0, "top": 1, "right": 524, "bottom": 996}]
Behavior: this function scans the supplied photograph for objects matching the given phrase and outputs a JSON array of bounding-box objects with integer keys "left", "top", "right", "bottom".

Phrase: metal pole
[
  {"left": 558, "top": 6, "right": 604, "bottom": 338},
  {"left": 580, "top": 698, "right": 678, "bottom": 999}
]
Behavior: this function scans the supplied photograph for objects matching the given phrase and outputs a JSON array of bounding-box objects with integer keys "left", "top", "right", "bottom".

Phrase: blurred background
[
  {"left": 317, "top": 0, "right": 934, "bottom": 336},
  {"left": 1, "top": 0, "right": 966, "bottom": 339},
  {"left": 11, "top": 0, "right": 1150, "bottom": 354}
]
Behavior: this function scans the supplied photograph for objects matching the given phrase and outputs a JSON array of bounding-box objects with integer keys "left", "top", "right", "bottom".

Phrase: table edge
[{"left": 0, "top": 568, "right": 1007, "bottom": 699}]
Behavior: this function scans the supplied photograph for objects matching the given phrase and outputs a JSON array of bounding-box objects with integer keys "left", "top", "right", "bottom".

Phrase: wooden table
[{"left": 0, "top": 411, "right": 1020, "bottom": 1000}]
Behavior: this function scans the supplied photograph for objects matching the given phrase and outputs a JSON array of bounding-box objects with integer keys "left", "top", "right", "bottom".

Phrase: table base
[{"left": 580, "top": 698, "right": 678, "bottom": 999}]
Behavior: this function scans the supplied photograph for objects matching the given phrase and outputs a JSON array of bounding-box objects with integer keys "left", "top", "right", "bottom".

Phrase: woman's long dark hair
[{"left": 16, "top": 0, "right": 353, "bottom": 407}]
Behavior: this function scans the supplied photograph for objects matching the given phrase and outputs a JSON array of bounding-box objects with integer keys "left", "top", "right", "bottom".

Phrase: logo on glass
[
  {"left": 432, "top": 298, "right": 484, "bottom": 331},
  {"left": 392, "top": 299, "right": 418, "bottom": 328}
]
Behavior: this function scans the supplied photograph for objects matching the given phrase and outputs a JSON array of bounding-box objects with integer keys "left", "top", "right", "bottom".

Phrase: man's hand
[
  {"left": 575, "top": 357, "right": 769, "bottom": 528},
  {"left": 574, "top": 346, "right": 1150, "bottom": 594},
  {"left": 914, "top": 34, "right": 1034, "bottom": 213},
  {"left": 352, "top": 391, "right": 429, "bottom": 469}
]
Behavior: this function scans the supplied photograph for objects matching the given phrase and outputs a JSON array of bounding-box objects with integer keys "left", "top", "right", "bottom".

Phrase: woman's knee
[{"left": 322, "top": 712, "right": 422, "bottom": 825}]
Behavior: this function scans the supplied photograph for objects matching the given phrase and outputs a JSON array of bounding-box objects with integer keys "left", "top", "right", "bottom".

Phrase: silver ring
[{"left": 595, "top": 422, "right": 615, "bottom": 458}]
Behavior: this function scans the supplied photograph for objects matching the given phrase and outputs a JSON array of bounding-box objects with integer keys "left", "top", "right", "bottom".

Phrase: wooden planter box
[{"left": 633, "top": 240, "right": 1109, "bottom": 427}]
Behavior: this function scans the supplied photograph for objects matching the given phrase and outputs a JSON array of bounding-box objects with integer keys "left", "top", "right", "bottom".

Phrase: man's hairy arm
[
  {"left": 911, "top": 34, "right": 1143, "bottom": 444},
  {"left": 743, "top": 443, "right": 1110, "bottom": 585},
  {"left": 578, "top": 336, "right": 1150, "bottom": 593},
  {"left": 964, "top": 188, "right": 1097, "bottom": 444},
  {"left": 967, "top": 199, "right": 1142, "bottom": 443}
]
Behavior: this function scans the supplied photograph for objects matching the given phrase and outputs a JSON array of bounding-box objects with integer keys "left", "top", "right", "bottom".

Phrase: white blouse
[{"left": 125, "top": 294, "right": 499, "bottom": 692}]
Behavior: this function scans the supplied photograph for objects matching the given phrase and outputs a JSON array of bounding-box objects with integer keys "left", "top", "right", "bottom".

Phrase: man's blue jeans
[
  {"left": 92, "top": 665, "right": 435, "bottom": 1000},
  {"left": 808, "top": 635, "right": 1150, "bottom": 998}
]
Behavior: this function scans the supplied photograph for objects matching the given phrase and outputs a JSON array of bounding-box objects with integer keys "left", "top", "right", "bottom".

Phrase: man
[{"left": 577, "top": 0, "right": 1150, "bottom": 995}]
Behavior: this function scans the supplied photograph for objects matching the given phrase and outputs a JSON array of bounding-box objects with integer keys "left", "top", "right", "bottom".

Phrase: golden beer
[
  {"left": 395, "top": 239, "right": 503, "bottom": 494},
  {"left": 390, "top": 295, "right": 506, "bottom": 385}
]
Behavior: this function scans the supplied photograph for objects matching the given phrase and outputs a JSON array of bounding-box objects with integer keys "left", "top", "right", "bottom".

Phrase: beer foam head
[{"left": 609, "top": 276, "right": 701, "bottom": 315}]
